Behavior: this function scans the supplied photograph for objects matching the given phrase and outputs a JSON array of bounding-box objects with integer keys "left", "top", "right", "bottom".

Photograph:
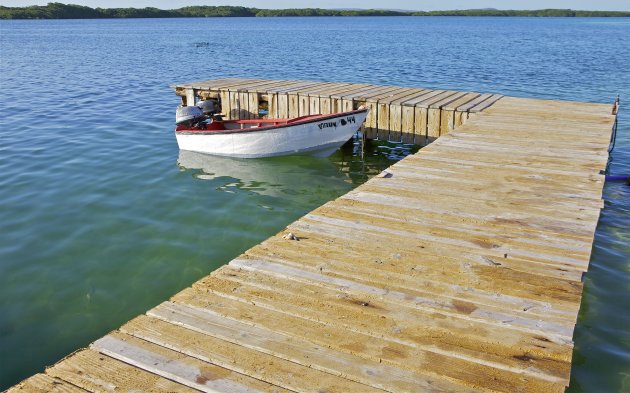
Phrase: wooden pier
[
  {"left": 9, "top": 82, "right": 617, "bottom": 392},
  {"left": 172, "top": 78, "right": 504, "bottom": 144}
]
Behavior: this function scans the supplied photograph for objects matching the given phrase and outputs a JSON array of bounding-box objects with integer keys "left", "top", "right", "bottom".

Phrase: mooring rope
[{"left": 605, "top": 96, "right": 620, "bottom": 175}]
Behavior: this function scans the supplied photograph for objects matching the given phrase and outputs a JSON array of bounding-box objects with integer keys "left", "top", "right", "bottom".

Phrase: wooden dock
[
  {"left": 9, "top": 86, "right": 617, "bottom": 392},
  {"left": 172, "top": 78, "right": 504, "bottom": 144}
]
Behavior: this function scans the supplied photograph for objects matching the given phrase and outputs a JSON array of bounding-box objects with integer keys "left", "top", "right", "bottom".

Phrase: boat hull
[{"left": 175, "top": 109, "right": 368, "bottom": 158}]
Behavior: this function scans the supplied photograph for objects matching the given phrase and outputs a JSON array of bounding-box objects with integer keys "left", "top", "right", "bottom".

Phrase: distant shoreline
[{"left": 1, "top": 4, "right": 629, "bottom": 19}]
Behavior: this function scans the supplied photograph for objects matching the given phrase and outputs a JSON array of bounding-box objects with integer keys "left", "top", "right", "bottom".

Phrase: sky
[{"left": 1, "top": 0, "right": 629, "bottom": 11}]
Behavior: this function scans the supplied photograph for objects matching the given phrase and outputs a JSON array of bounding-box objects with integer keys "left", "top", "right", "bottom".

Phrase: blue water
[{"left": 0, "top": 17, "right": 629, "bottom": 391}]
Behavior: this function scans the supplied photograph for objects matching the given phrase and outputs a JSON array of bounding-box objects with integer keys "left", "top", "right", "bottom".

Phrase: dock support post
[{"left": 185, "top": 88, "right": 196, "bottom": 106}]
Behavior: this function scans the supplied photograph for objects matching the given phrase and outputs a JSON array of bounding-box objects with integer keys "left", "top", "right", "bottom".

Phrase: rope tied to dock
[{"left": 606, "top": 96, "right": 620, "bottom": 175}]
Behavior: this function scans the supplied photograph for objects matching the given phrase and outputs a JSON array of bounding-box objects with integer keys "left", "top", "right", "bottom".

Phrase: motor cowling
[
  {"left": 176, "top": 105, "right": 204, "bottom": 125},
  {"left": 197, "top": 100, "right": 219, "bottom": 115}
]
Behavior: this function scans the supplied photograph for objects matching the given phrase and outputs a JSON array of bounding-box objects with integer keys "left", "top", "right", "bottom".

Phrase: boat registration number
[{"left": 318, "top": 116, "right": 356, "bottom": 130}]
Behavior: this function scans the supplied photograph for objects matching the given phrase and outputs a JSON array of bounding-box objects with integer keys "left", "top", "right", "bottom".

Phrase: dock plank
[
  {"left": 161, "top": 296, "right": 565, "bottom": 393},
  {"left": 188, "top": 267, "right": 571, "bottom": 391},
  {"left": 244, "top": 226, "right": 584, "bottom": 305},
  {"left": 387, "top": 90, "right": 432, "bottom": 143},
  {"left": 469, "top": 94, "right": 504, "bottom": 113},
  {"left": 442, "top": 92, "right": 481, "bottom": 131},
  {"left": 120, "top": 315, "right": 387, "bottom": 393},
  {"left": 175, "top": 282, "right": 574, "bottom": 366},
  {"left": 148, "top": 301, "right": 484, "bottom": 393},
  {"left": 374, "top": 88, "right": 426, "bottom": 141},
  {"left": 91, "top": 333, "right": 291, "bottom": 393},
  {"left": 307, "top": 83, "right": 360, "bottom": 114},
  {"left": 229, "top": 257, "right": 577, "bottom": 333},
  {"left": 7, "top": 374, "right": 86, "bottom": 393},
  {"left": 363, "top": 87, "right": 413, "bottom": 138},
  {"left": 46, "top": 349, "right": 199, "bottom": 393}
]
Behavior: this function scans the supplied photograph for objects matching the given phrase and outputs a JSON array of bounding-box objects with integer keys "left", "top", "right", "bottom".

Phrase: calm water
[{"left": 1, "top": 17, "right": 629, "bottom": 391}]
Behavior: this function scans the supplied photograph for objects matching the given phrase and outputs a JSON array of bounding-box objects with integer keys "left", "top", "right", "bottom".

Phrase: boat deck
[{"left": 9, "top": 94, "right": 616, "bottom": 392}]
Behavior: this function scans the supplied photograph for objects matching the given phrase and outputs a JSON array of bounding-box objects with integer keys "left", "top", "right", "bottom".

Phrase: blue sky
[{"left": 1, "top": 0, "right": 629, "bottom": 11}]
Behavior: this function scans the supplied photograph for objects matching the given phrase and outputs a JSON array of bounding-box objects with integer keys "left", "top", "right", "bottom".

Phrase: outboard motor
[
  {"left": 197, "top": 99, "right": 220, "bottom": 116},
  {"left": 175, "top": 105, "right": 204, "bottom": 127}
]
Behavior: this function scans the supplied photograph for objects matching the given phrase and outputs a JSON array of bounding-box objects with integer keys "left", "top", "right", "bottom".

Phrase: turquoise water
[{"left": 0, "top": 17, "right": 628, "bottom": 391}]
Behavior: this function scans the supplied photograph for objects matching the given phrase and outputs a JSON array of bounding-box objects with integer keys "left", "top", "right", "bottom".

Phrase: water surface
[{"left": 0, "top": 16, "right": 629, "bottom": 391}]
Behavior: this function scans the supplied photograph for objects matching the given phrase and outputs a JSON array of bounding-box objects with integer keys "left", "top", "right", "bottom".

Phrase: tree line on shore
[{"left": 1, "top": 3, "right": 629, "bottom": 19}]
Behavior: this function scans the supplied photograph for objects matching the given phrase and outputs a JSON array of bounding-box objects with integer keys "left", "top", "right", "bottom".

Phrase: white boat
[{"left": 174, "top": 105, "right": 369, "bottom": 158}]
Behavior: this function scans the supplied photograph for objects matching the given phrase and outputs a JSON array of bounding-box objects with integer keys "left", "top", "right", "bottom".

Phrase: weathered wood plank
[
  {"left": 383, "top": 90, "right": 432, "bottom": 143},
  {"left": 184, "top": 88, "right": 196, "bottom": 106},
  {"left": 7, "top": 374, "right": 86, "bottom": 393},
  {"left": 245, "top": 221, "right": 585, "bottom": 299},
  {"left": 400, "top": 89, "right": 445, "bottom": 107},
  {"left": 46, "top": 349, "right": 199, "bottom": 393},
  {"left": 287, "top": 82, "right": 337, "bottom": 117},
  {"left": 413, "top": 106, "right": 430, "bottom": 144},
  {"left": 307, "top": 83, "right": 356, "bottom": 97},
  {"left": 309, "top": 95, "right": 321, "bottom": 115},
  {"left": 91, "top": 333, "right": 290, "bottom": 393},
  {"left": 399, "top": 110, "right": 417, "bottom": 143},
  {"left": 224, "top": 81, "right": 287, "bottom": 119},
  {"left": 288, "top": 93, "right": 300, "bottom": 118},
  {"left": 174, "top": 79, "right": 502, "bottom": 132},
  {"left": 276, "top": 92, "right": 289, "bottom": 118},
  {"left": 174, "top": 284, "right": 573, "bottom": 386},
  {"left": 338, "top": 190, "right": 599, "bottom": 257},
  {"left": 239, "top": 91, "right": 251, "bottom": 119},
  {"left": 402, "top": 91, "right": 448, "bottom": 144},
  {"left": 326, "top": 85, "right": 372, "bottom": 112},
  {"left": 442, "top": 92, "right": 481, "bottom": 132},
  {"left": 373, "top": 88, "right": 424, "bottom": 141},
  {"left": 390, "top": 93, "right": 430, "bottom": 142},
  {"left": 271, "top": 81, "right": 328, "bottom": 118},
  {"left": 120, "top": 316, "right": 387, "bottom": 393},
  {"left": 469, "top": 94, "right": 504, "bottom": 113},
  {"left": 247, "top": 80, "right": 296, "bottom": 93},
  {"left": 149, "top": 301, "right": 491, "bottom": 393},
  {"left": 231, "top": 256, "right": 577, "bottom": 327},
  {"left": 174, "top": 77, "right": 244, "bottom": 90},
  {"left": 427, "top": 92, "right": 466, "bottom": 138},
  {"left": 457, "top": 92, "right": 493, "bottom": 112},
  {"left": 417, "top": 91, "right": 463, "bottom": 139},
  {"left": 207, "top": 80, "right": 274, "bottom": 118},
  {"left": 329, "top": 189, "right": 600, "bottom": 252},
  {"left": 228, "top": 89, "right": 241, "bottom": 119},
  {"left": 219, "top": 89, "right": 232, "bottom": 118},
  {"left": 341, "top": 86, "right": 400, "bottom": 113},
  {"left": 302, "top": 83, "right": 358, "bottom": 115},
  {"left": 360, "top": 87, "right": 409, "bottom": 137},
  {"left": 187, "top": 270, "right": 571, "bottom": 391},
  {"left": 278, "top": 213, "right": 582, "bottom": 284},
  {"left": 455, "top": 110, "right": 468, "bottom": 127},
  {"left": 304, "top": 205, "right": 594, "bottom": 273}
]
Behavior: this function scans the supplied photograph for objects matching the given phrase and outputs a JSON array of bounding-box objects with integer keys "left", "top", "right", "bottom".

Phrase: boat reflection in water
[
  {"left": 177, "top": 137, "right": 420, "bottom": 202},
  {"left": 177, "top": 149, "right": 354, "bottom": 200}
]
